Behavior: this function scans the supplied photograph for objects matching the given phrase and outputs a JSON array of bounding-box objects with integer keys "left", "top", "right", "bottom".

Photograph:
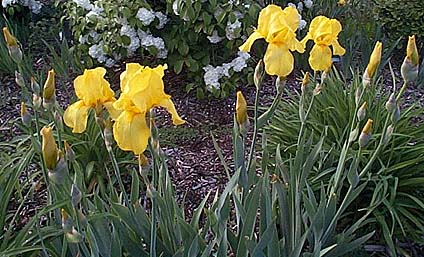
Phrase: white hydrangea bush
[
  {"left": 2, "top": 0, "right": 43, "bottom": 14},
  {"left": 60, "top": 0, "right": 263, "bottom": 96}
]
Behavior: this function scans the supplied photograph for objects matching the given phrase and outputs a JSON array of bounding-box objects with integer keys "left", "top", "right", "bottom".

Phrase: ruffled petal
[
  {"left": 113, "top": 111, "right": 150, "bottom": 154},
  {"left": 120, "top": 63, "right": 144, "bottom": 92},
  {"left": 264, "top": 43, "right": 294, "bottom": 77},
  {"left": 281, "top": 6, "right": 300, "bottom": 32},
  {"left": 239, "top": 31, "right": 263, "bottom": 52},
  {"left": 74, "top": 67, "right": 114, "bottom": 106},
  {"left": 331, "top": 39, "right": 345, "bottom": 56},
  {"left": 63, "top": 100, "right": 91, "bottom": 133},
  {"left": 256, "top": 4, "right": 283, "bottom": 36},
  {"left": 309, "top": 44, "right": 332, "bottom": 71},
  {"left": 159, "top": 98, "right": 185, "bottom": 125}
]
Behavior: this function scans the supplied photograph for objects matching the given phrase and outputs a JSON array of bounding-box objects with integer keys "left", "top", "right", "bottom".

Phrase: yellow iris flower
[
  {"left": 113, "top": 63, "right": 185, "bottom": 154},
  {"left": 64, "top": 67, "right": 119, "bottom": 133},
  {"left": 239, "top": 5, "right": 304, "bottom": 77},
  {"left": 302, "top": 16, "right": 345, "bottom": 71}
]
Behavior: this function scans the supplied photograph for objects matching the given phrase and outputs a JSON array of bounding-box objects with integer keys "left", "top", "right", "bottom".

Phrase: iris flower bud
[
  {"left": 2, "top": 27, "right": 22, "bottom": 62},
  {"left": 363, "top": 41, "right": 382, "bottom": 87},
  {"left": 20, "top": 102, "right": 31, "bottom": 126},
  {"left": 236, "top": 91, "right": 249, "bottom": 136},
  {"left": 43, "top": 69, "right": 56, "bottom": 108},
  {"left": 40, "top": 126, "right": 58, "bottom": 170},
  {"left": 359, "top": 119, "right": 373, "bottom": 147},
  {"left": 254, "top": 59, "right": 264, "bottom": 89},
  {"left": 61, "top": 209, "right": 73, "bottom": 233},
  {"left": 401, "top": 35, "right": 419, "bottom": 83},
  {"left": 357, "top": 101, "right": 367, "bottom": 121},
  {"left": 64, "top": 140, "right": 75, "bottom": 162},
  {"left": 71, "top": 184, "right": 82, "bottom": 206},
  {"left": 15, "top": 71, "right": 25, "bottom": 88},
  {"left": 385, "top": 93, "right": 396, "bottom": 113}
]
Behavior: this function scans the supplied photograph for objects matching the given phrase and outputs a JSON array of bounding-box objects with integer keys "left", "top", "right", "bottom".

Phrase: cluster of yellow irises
[
  {"left": 4, "top": 3, "right": 419, "bottom": 161},
  {"left": 240, "top": 5, "right": 346, "bottom": 76},
  {"left": 64, "top": 64, "right": 185, "bottom": 155}
]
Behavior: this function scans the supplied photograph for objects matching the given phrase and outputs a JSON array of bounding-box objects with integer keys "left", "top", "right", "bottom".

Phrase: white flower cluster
[
  {"left": 120, "top": 24, "right": 140, "bottom": 55},
  {"left": 2, "top": 0, "right": 43, "bottom": 14},
  {"left": 136, "top": 8, "right": 168, "bottom": 29},
  {"left": 88, "top": 41, "right": 115, "bottom": 67},
  {"left": 203, "top": 51, "right": 250, "bottom": 91},
  {"left": 207, "top": 30, "right": 224, "bottom": 44},
  {"left": 73, "top": 0, "right": 103, "bottom": 18},
  {"left": 138, "top": 30, "right": 168, "bottom": 59},
  {"left": 225, "top": 11, "right": 243, "bottom": 40}
]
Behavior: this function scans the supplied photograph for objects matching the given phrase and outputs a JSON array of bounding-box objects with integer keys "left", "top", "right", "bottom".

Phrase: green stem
[
  {"left": 97, "top": 121, "right": 131, "bottom": 208},
  {"left": 246, "top": 86, "right": 261, "bottom": 179}
]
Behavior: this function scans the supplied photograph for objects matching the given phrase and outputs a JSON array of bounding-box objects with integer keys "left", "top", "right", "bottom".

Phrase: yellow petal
[
  {"left": 280, "top": 6, "right": 300, "bottom": 32},
  {"left": 264, "top": 43, "right": 294, "bottom": 77},
  {"left": 113, "top": 111, "right": 150, "bottom": 154},
  {"left": 307, "top": 16, "right": 330, "bottom": 40},
  {"left": 256, "top": 4, "right": 283, "bottom": 37},
  {"left": 120, "top": 63, "right": 144, "bottom": 91},
  {"left": 239, "top": 31, "right": 263, "bottom": 52},
  {"left": 63, "top": 100, "right": 91, "bottom": 133},
  {"left": 301, "top": 34, "right": 312, "bottom": 47},
  {"left": 331, "top": 39, "right": 345, "bottom": 56},
  {"left": 159, "top": 98, "right": 185, "bottom": 125},
  {"left": 309, "top": 44, "right": 332, "bottom": 71},
  {"left": 103, "top": 100, "right": 122, "bottom": 120},
  {"left": 40, "top": 126, "right": 58, "bottom": 170},
  {"left": 74, "top": 67, "right": 114, "bottom": 106},
  {"left": 288, "top": 37, "right": 305, "bottom": 53}
]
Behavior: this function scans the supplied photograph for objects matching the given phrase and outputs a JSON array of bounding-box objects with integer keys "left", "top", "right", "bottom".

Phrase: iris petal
[
  {"left": 332, "top": 39, "right": 345, "bottom": 56},
  {"left": 159, "top": 98, "right": 185, "bottom": 125},
  {"left": 113, "top": 111, "right": 150, "bottom": 154},
  {"left": 309, "top": 44, "right": 332, "bottom": 71},
  {"left": 239, "top": 31, "right": 263, "bottom": 52},
  {"left": 264, "top": 43, "right": 294, "bottom": 77},
  {"left": 63, "top": 100, "right": 91, "bottom": 133}
]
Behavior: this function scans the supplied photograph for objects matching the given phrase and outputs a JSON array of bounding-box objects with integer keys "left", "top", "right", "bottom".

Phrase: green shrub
[
  {"left": 58, "top": 0, "right": 262, "bottom": 97},
  {"left": 374, "top": 0, "right": 424, "bottom": 42}
]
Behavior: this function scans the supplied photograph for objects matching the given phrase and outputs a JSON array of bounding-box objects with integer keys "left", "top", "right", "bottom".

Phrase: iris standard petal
[
  {"left": 239, "top": 31, "right": 263, "bottom": 52},
  {"left": 281, "top": 6, "right": 300, "bottom": 32},
  {"left": 120, "top": 63, "right": 144, "bottom": 92},
  {"left": 309, "top": 44, "right": 332, "bottom": 71},
  {"left": 63, "top": 100, "right": 91, "bottom": 133},
  {"left": 113, "top": 111, "right": 150, "bottom": 154},
  {"left": 74, "top": 67, "right": 114, "bottom": 106},
  {"left": 159, "top": 98, "right": 185, "bottom": 125},
  {"left": 256, "top": 4, "right": 283, "bottom": 36},
  {"left": 264, "top": 43, "right": 294, "bottom": 77}
]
